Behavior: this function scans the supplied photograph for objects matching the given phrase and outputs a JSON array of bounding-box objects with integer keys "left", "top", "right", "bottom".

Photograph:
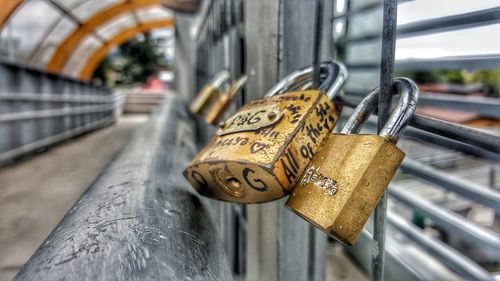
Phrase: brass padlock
[
  {"left": 285, "top": 78, "right": 419, "bottom": 245},
  {"left": 184, "top": 61, "right": 348, "bottom": 203},
  {"left": 190, "top": 70, "right": 230, "bottom": 115},
  {"left": 204, "top": 75, "right": 248, "bottom": 126}
]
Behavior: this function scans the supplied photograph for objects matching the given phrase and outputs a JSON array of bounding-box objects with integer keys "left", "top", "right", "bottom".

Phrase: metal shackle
[
  {"left": 210, "top": 70, "right": 231, "bottom": 88},
  {"left": 264, "top": 61, "right": 348, "bottom": 100},
  {"left": 340, "top": 77, "right": 419, "bottom": 141}
]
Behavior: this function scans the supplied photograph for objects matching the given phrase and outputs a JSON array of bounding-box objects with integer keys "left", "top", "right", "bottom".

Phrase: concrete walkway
[{"left": 0, "top": 115, "right": 148, "bottom": 281}]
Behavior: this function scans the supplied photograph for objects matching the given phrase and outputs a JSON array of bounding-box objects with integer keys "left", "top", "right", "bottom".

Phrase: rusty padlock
[
  {"left": 285, "top": 78, "right": 419, "bottom": 245},
  {"left": 190, "top": 70, "right": 230, "bottom": 115},
  {"left": 204, "top": 75, "right": 248, "bottom": 126},
  {"left": 183, "top": 61, "right": 348, "bottom": 203}
]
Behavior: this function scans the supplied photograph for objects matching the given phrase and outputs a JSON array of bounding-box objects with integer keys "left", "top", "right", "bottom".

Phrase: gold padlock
[
  {"left": 285, "top": 78, "right": 419, "bottom": 245},
  {"left": 184, "top": 61, "right": 348, "bottom": 203},
  {"left": 204, "top": 75, "right": 248, "bottom": 126},
  {"left": 190, "top": 70, "right": 230, "bottom": 115}
]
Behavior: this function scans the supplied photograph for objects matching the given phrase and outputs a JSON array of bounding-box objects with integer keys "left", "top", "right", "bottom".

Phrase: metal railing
[
  {"left": 0, "top": 61, "right": 116, "bottom": 166},
  {"left": 13, "top": 95, "right": 233, "bottom": 281},
  {"left": 338, "top": 0, "right": 500, "bottom": 280}
]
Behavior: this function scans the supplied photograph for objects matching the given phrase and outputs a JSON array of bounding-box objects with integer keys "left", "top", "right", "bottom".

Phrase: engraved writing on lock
[{"left": 300, "top": 166, "right": 338, "bottom": 195}]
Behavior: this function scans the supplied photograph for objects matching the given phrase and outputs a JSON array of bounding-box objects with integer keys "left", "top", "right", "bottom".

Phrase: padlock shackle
[
  {"left": 225, "top": 75, "right": 248, "bottom": 98},
  {"left": 340, "top": 77, "right": 419, "bottom": 141},
  {"left": 264, "top": 61, "right": 348, "bottom": 100},
  {"left": 210, "top": 70, "right": 231, "bottom": 89}
]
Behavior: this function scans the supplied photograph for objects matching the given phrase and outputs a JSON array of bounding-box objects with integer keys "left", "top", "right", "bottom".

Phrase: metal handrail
[{"left": 13, "top": 96, "right": 233, "bottom": 281}]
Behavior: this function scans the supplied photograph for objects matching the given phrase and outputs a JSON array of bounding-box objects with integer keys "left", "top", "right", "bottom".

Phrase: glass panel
[
  {"left": 63, "top": 35, "right": 102, "bottom": 78},
  {"left": 0, "top": 0, "right": 63, "bottom": 62},
  {"left": 30, "top": 17, "right": 78, "bottom": 68},
  {"left": 396, "top": 23, "right": 500, "bottom": 60},
  {"left": 135, "top": 6, "right": 173, "bottom": 22},
  {"left": 96, "top": 13, "right": 136, "bottom": 39},
  {"left": 72, "top": 0, "right": 125, "bottom": 22},
  {"left": 398, "top": 0, "right": 500, "bottom": 25}
]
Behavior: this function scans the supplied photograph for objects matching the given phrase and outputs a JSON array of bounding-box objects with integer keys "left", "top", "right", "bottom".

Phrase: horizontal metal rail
[
  {"left": 409, "top": 114, "right": 500, "bottom": 154},
  {"left": 345, "top": 90, "right": 500, "bottom": 119},
  {"left": 401, "top": 157, "right": 500, "bottom": 213},
  {"left": 403, "top": 127, "right": 500, "bottom": 162},
  {"left": 396, "top": 54, "right": 500, "bottom": 71},
  {"left": 338, "top": 6, "right": 500, "bottom": 46},
  {"left": 387, "top": 213, "right": 495, "bottom": 281},
  {"left": 0, "top": 93, "right": 114, "bottom": 103},
  {"left": 0, "top": 118, "right": 113, "bottom": 165},
  {"left": 338, "top": 96, "right": 500, "bottom": 154},
  {"left": 0, "top": 105, "right": 115, "bottom": 122},
  {"left": 417, "top": 92, "right": 500, "bottom": 118},
  {"left": 347, "top": 53, "right": 500, "bottom": 71},
  {"left": 397, "top": 6, "right": 500, "bottom": 38},
  {"left": 13, "top": 96, "right": 233, "bottom": 281},
  {"left": 389, "top": 184, "right": 500, "bottom": 256}
]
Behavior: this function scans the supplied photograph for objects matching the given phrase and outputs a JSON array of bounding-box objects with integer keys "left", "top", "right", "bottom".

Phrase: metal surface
[
  {"left": 346, "top": 90, "right": 500, "bottom": 119},
  {"left": 388, "top": 213, "right": 495, "bottom": 281},
  {"left": 205, "top": 74, "right": 247, "bottom": 125},
  {"left": 190, "top": 70, "right": 230, "bottom": 114},
  {"left": 338, "top": 95, "right": 500, "bottom": 156},
  {"left": 373, "top": 1, "right": 398, "bottom": 279},
  {"left": 286, "top": 77, "right": 417, "bottom": 246},
  {"left": 286, "top": 133, "right": 405, "bottom": 245},
  {"left": 401, "top": 157, "right": 500, "bottom": 213},
  {"left": 0, "top": 93, "right": 113, "bottom": 103},
  {"left": 340, "top": 77, "right": 419, "bottom": 140},
  {"left": 0, "top": 62, "right": 115, "bottom": 166},
  {"left": 265, "top": 61, "right": 348, "bottom": 100},
  {"left": 0, "top": 105, "right": 114, "bottom": 122},
  {"left": 409, "top": 114, "right": 500, "bottom": 154},
  {"left": 14, "top": 96, "right": 233, "bottom": 281},
  {"left": 389, "top": 184, "right": 500, "bottom": 258},
  {"left": 184, "top": 90, "right": 340, "bottom": 203},
  {"left": 216, "top": 104, "right": 282, "bottom": 135},
  {"left": 338, "top": 6, "right": 500, "bottom": 46},
  {"left": 397, "top": 6, "right": 500, "bottom": 38}
]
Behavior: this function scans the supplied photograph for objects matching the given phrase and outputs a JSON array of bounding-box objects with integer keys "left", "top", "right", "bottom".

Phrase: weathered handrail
[{"left": 14, "top": 95, "right": 233, "bottom": 281}]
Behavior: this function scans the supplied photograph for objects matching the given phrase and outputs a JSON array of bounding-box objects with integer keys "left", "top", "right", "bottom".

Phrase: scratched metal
[{"left": 14, "top": 96, "right": 234, "bottom": 281}]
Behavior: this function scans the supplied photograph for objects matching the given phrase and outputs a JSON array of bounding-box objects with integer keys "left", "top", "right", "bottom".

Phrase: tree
[{"left": 92, "top": 32, "right": 169, "bottom": 86}]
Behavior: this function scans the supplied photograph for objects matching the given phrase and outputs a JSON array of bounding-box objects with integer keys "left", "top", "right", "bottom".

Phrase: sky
[{"left": 396, "top": 0, "right": 500, "bottom": 60}]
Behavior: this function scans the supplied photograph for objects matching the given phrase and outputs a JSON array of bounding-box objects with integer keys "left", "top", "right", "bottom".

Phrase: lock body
[
  {"left": 285, "top": 134, "right": 405, "bottom": 245},
  {"left": 205, "top": 76, "right": 247, "bottom": 125},
  {"left": 204, "top": 91, "right": 231, "bottom": 125},
  {"left": 190, "top": 85, "right": 220, "bottom": 115},
  {"left": 184, "top": 90, "right": 340, "bottom": 203}
]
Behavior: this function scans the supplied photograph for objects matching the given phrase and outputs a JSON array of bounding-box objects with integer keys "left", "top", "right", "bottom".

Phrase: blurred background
[{"left": 0, "top": 0, "right": 499, "bottom": 281}]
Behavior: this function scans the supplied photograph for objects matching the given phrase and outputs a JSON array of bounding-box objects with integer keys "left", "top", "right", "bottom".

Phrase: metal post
[
  {"left": 372, "top": 0, "right": 398, "bottom": 280},
  {"left": 311, "top": 0, "right": 323, "bottom": 89}
]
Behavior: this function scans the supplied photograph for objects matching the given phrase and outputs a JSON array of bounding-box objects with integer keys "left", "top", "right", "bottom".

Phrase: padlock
[
  {"left": 190, "top": 70, "right": 230, "bottom": 115},
  {"left": 285, "top": 77, "right": 419, "bottom": 245},
  {"left": 183, "top": 61, "right": 348, "bottom": 203},
  {"left": 204, "top": 75, "right": 248, "bottom": 126}
]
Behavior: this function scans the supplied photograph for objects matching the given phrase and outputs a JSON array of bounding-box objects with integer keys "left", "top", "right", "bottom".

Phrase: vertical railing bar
[
  {"left": 312, "top": 0, "right": 323, "bottom": 89},
  {"left": 372, "top": 0, "right": 398, "bottom": 280}
]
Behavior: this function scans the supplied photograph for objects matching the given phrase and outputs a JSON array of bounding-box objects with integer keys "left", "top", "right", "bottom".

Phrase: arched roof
[{"left": 0, "top": 0, "right": 174, "bottom": 81}]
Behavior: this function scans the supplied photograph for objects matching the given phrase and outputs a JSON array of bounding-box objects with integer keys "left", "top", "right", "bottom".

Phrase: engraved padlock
[
  {"left": 183, "top": 61, "right": 348, "bottom": 203},
  {"left": 285, "top": 78, "right": 419, "bottom": 245},
  {"left": 190, "top": 70, "right": 230, "bottom": 115},
  {"left": 205, "top": 75, "right": 248, "bottom": 126}
]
